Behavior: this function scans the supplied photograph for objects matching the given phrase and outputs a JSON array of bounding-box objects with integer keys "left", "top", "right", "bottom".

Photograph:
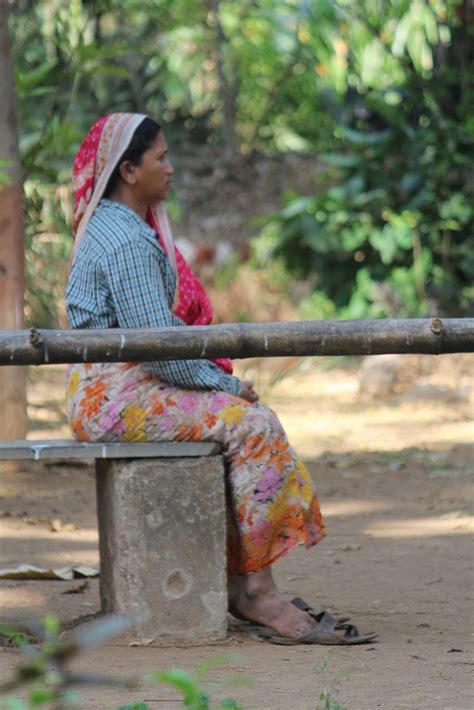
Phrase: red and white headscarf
[{"left": 72, "top": 113, "right": 232, "bottom": 374}]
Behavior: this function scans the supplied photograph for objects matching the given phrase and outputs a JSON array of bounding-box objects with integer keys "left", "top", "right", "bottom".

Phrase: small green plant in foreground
[
  {"left": 0, "top": 614, "right": 137, "bottom": 709},
  {"left": 146, "top": 665, "right": 246, "bottom": 710},
  {"left": 0, "top": 616, "right": 248, "bottom": 710},
  {"left": 120, "top": 656, "right": 249, "bottom": 710},
  {"left": 314, "top": 656, "right": 347, "bottom": 710}
]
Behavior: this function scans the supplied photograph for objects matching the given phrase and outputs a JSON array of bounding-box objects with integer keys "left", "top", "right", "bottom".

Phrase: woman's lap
[{"left": 66, "top": 363, "right": 325, "bottom": 573}]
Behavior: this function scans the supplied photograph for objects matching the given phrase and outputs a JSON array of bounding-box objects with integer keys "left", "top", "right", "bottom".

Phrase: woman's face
[{"left": 128, "top": 131, "right": 174, "bottom": 204}]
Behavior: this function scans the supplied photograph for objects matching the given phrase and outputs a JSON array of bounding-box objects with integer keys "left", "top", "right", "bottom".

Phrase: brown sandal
[{"left": 250, "top": 611, "right": 377, "bottom": 646}]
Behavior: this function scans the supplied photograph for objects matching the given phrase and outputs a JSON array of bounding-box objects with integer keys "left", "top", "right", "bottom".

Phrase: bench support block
[{"left": 95, "top": 456, "right": 227, "bottom": 645}]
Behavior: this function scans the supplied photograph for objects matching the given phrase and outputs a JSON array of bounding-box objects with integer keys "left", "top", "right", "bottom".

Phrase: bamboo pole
[{"left": 0, "top": 319, "right": 473, "bottom": 366}]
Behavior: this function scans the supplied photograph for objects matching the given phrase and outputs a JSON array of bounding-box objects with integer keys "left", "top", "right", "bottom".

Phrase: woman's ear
[{"left": 119, "top": 160, "right": 137, "bottom": 186}]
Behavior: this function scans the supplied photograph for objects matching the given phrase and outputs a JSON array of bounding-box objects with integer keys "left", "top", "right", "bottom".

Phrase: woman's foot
[{"left": 228, "top": 568, "right": 316, "bottom": 639}]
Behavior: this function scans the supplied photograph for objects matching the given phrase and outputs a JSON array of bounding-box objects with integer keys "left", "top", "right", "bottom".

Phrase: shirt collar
[{"left": 99, "top": 198, "right": 157, "bottom": 238}]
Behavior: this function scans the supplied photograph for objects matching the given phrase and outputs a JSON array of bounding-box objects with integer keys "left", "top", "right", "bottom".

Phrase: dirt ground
[{"left": 0, "top": 356, "right": 473, "bottom": 710}]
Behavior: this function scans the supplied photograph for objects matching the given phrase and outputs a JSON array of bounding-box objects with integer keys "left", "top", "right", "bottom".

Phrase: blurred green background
[{"left": 8, "top": 0, "right": 474, "bottom": 327}]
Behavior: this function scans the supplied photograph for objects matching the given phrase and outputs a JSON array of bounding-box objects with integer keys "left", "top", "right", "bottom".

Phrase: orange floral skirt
[{"left": 66, "top": 362, "right": 325, "bottom": 575}]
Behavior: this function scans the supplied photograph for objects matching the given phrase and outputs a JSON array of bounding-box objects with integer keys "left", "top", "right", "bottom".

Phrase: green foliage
[
  {"left": 0, "top": 614, "right": 136, "bottom": 709},
  {"left": 6, "top": 0, "right": 473, "bottom": 324},
  {"left": 0, "top": 625, "right": 28, "bottom": 649},
  {"left": 255, "top": 0, "right": 473, "bottom": 318},
  {"left": 151, "top": 654, "right": 249, "bottom": 710},
  {"left": 23, "top": 180, "right": 72, "bottom": 327},
  {"left": 1, "top": 617, "right": 248, "bottom": 710},
  {"left": 11, "top": 0, "right": 339, "bottom": 158}
]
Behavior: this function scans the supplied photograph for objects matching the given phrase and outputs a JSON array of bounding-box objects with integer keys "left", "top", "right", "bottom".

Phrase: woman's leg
[
  {"left": 219, "top": 398, "right": 325, "bottom": 636},
  {"left": 218, "top": 398, "right": 325, "bottom": 577},
  {"left": 228, "top": 568, "right": 316, "bottom": 637}
]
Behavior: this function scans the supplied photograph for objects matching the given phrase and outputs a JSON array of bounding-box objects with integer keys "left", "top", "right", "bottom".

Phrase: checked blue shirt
[{"left": 66, "top": 199, "right": 241, "bottom": 395}]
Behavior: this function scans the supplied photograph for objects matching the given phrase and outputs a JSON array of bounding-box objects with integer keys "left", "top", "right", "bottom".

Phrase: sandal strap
[{"left": 290, "top": 597, "right": 349, "bottom": 626}]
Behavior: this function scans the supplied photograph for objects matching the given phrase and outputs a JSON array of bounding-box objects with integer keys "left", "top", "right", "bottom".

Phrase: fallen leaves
[
  {"left": 0, "top": 564, "right": 98, "bottom": 581},
  {"left": 0, "top": 510, "right": 80, "bottom": 532},
  {"left": 61, "top": 580, "right": 90, "bottom": 595},
  {"left": 47, "top": 518, "right": 79, "bottom": 533}
]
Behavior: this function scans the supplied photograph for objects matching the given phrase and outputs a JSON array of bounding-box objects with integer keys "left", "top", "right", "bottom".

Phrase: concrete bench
[{"left": 0, "top": 439, "right": 227, "bottom": 645}]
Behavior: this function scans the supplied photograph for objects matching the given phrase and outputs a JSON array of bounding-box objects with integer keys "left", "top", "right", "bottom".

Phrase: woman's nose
[{"left": 166, "top": 161, "right": 174, "bottom": 175}]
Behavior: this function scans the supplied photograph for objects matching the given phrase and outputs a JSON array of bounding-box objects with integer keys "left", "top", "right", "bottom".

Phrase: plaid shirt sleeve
[{"left": 102, "top": 241, "right": 242, "bottom": 395}]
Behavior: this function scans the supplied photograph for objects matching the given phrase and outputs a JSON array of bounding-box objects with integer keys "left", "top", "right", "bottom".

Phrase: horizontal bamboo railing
[{"left": 0, "top": 319, "right": 473, "bottom": 366}]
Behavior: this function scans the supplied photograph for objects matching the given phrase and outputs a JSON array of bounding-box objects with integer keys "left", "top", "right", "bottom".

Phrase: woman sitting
[{"left": 66, "top": 113, "right": 375, "bottom": 645}]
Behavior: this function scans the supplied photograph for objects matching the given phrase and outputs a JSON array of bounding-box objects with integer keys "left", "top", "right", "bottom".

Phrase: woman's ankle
[
  {"left": 228, "top": 568, "right": 277, "bottom": 607},
  {"left": 242, "top": 568, "right": 276, "bottom": 599}
]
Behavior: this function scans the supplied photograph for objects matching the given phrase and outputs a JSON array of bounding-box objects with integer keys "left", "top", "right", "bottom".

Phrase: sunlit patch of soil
[{"left": 236, "top": 354, "right": 473, "bottom": 458}]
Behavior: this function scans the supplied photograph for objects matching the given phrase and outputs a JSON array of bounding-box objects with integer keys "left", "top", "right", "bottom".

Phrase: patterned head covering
[
  {"left": 73, "top": 114, "right": 144, "bottom": 242},
  {"left": 71, "top": 113, "right": 232, "bottom": 374}
]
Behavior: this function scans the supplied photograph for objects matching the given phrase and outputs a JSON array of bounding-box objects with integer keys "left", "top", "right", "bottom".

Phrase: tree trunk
[
  {"left": 0, "top": 3, "right": 27, "bottom": 439},
  {"left": 208, "top": 0, "right": 238, "bottom": 160}
]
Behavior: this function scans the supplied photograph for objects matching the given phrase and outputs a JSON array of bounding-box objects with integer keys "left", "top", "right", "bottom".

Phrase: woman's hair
[{"left": 104, "top": 117, "right": 161, "bottom": 197}]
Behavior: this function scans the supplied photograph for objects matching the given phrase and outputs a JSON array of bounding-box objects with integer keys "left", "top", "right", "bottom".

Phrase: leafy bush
[{"left": 255, "top": 0, "right": 473, "bottom": 319}]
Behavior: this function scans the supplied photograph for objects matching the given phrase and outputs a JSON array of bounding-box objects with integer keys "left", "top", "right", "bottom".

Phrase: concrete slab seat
[{"left": 0, "top": 439, "right": 227, "bottom": 646}]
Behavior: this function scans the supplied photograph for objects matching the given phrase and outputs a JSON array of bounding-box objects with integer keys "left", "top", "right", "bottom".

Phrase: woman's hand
[{"left": 239, "top": 380, "right": 259, "bottom": 403}]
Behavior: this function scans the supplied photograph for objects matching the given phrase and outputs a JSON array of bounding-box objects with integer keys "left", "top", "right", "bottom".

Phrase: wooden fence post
[{"left": 0, "top": 3, "right": 27, "bottom": 439}]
